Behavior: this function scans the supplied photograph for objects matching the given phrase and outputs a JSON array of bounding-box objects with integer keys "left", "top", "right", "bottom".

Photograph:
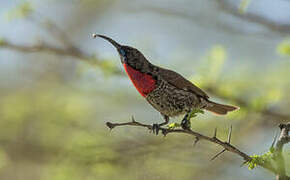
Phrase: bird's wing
[{"left": 159, "top": 68, "right": 209, "bottom": 99}]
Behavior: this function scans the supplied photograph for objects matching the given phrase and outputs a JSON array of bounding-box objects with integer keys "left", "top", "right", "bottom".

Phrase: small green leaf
[
  {"left": 167, "top": 123, "right": 180, "bottom": 129},
  {"left": 188, "top": 109, "right": 204, "bottom": 119},
  {"left": 245, "top": 150, "right": 274, "bottom": 170}
]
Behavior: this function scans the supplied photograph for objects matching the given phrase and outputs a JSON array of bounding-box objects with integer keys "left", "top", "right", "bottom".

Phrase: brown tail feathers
[{"left": 205, "top": 100, "right": 239, "bottom": 115}]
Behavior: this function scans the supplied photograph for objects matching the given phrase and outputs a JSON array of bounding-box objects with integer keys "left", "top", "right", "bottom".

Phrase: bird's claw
[
  {"left": 152, "top": 123, "right": 160, "bottom": 135},
  {"left": 181, "top": 118, "right": 191, "bottom": 130}
]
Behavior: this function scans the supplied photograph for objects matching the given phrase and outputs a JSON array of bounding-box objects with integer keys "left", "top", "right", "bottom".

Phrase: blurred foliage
[
  {"left": 5, "top": 2, "right": 33, "bottom": 21},
  {"left": 0, "top": 149, "right": 8, "bottom": 169},
  {"left": 190, "top": 44, "right": 290, "bottom": 120},
  {"left": 238, "top": 0, "right": 251, "bottom": 14},
  {"left": 1, "top": 1, "right": 290, "bottom": 180},
  {"left": 190, "top": 45, "right": 227, "bottom": 88},
  {"left": 0, "top": 85, "right": 233, "bottom": 180},
  {"left": 204, "top": 45, "right": 227, "bottom": 84},
  {"left": 0, "top": 42, "right": 289, "bottom": 179},
  {"left": 277, "top": 40, "right": 290, "bottom": 57},
  {"left": 0, "top": 37, "right": 5, "bottom": 45},
  {"left": 249, "top": 88, "right": 283, "bottom": 111},
  {"left": 77, "top": 58, "right": 118, "bottom": 77}
]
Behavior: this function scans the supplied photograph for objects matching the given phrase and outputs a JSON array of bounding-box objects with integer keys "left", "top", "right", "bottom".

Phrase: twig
[{"left": 106, "top": 117, "right": 279, "bottom": 174}]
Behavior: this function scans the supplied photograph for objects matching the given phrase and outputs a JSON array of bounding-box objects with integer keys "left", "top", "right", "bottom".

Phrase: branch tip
[{"left": 106, "top": 122, "right": 115, "bottom": 130}]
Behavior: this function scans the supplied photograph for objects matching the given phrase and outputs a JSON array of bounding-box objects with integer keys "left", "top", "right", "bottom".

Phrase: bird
[{"left": 93, "top": 34, "right": 239, "bottom": 134}]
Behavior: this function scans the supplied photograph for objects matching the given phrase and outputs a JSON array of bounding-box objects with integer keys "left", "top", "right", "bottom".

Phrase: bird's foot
[
  {"left": 152, "top": 115, "right": 170, "bottom": 135},
  {"left": 181, "top": 114, "right": 191, "bottom": 130},
  {"left": 152, "top": 123, "right": 161, "bottom": 135}
]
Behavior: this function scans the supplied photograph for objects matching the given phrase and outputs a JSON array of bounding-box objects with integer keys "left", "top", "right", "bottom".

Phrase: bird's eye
[{"left": 120, "top": 49, "right": 126, "bottom": 56}]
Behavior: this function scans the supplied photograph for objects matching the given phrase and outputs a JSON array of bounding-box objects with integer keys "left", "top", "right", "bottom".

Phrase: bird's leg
[
  {"left": 181, "top": 113, "right": 191, "bottom": 130},
  {"left": 152, "top": 115, "right": 169, "bottom": 135},
  {"left": 159, "top": 115, "right": 170, "bottom": 126},
  {"left": 181, "top": 108, "right": 204, "bottom": 130}
]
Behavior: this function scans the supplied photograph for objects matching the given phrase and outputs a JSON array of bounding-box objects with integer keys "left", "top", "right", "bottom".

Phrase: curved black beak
[{"left": 92, "top": 34, "right": 121, "bottom": 49}]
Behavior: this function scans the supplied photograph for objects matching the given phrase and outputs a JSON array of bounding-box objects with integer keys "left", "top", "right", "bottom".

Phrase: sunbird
[{"left": 94, "top": 34, "right": 239, "bottom": 133}]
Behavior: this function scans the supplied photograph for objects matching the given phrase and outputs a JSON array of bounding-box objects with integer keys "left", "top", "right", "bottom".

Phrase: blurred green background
[{"left": 0, "top": 0, "right": 289, "bottom": 180}]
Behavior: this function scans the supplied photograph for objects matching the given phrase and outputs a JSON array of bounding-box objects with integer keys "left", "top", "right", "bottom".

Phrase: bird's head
[{"left": 93, "top": 34, "right": 148, "bottom": 69}]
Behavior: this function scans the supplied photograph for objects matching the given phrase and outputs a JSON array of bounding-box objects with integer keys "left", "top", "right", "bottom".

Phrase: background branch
[
  {"left": 216, "top": 0, "right": 290, "bottom": 36},
  {"left": 126, "top": 0, "right": 290, "bottom": 38},
  {"left": 0, "top": 40, "right": 88, "bottom": 59}
]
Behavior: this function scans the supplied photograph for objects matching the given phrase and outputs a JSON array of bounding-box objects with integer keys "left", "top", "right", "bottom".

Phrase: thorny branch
[
  {"left": 106, "top": 117, "right": 251, "bottom": 163},
  {"left": 106, "top": 117, "right": 290, "bottom": 178}
]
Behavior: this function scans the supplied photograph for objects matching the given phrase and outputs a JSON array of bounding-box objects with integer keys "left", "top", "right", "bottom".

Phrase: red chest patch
[{"left": 123, "top": 63, "right": 156, "bottom": 97}]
